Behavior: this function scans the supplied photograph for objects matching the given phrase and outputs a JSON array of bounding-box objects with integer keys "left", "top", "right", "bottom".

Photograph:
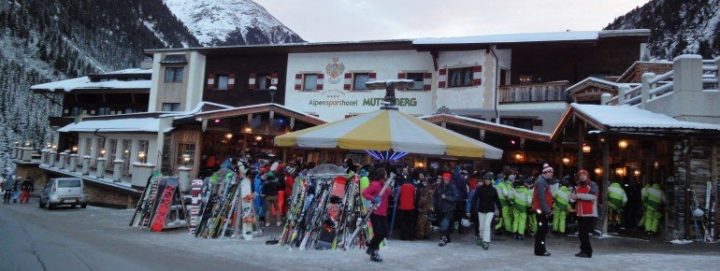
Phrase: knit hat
[
  {"left": 577, "top": 169, "right": 589, "bottom": 177},
  {"left": 542, "top": 163, "right": 554, "bottom": 174},
  {"left": 442, "top": 172, "right": 452, "bottom": 180},
  {"left": 508, "top": 174, "right": 517, "bottom": 181},
  {"left": 483, "top": 172, "right": 495, "bottom": 181}
]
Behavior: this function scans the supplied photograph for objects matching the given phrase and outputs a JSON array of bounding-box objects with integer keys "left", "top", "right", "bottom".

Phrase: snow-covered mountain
[
  {"left": 606, "top": 0, "right": 720, "bottom": 59},
  {"left": 163, "top": 0, "right": 304, "bottom": 46}
]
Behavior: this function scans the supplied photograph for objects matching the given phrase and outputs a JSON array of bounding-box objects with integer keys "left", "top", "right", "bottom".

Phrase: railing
[
  {"left": 604, "top": 56, "right": 719, "bottom": 106},
  {"left": 499, "top": 80, "right": 569, "bottom": 103}
]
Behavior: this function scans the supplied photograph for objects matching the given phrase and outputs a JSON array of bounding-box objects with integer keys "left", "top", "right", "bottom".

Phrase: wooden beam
[{"left": 601, "top": 137, "right": 609, "bottom": 235}]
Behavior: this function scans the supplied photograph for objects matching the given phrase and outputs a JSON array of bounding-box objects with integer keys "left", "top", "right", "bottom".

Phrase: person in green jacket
[
  {"left": 494, "top": 174, "right": 515, "bottom": 233},
  {"left": 641, "top": 182, "right": 664, "bottom": 234},
  {"left": 608, "top": 181, "right": 628, "bottom": 229},
  {"left": 552, "top": 180, "right": 571, "bottom": 233},
  {"left": 512, "top": 177, "right": 532, "bottom": 240}
]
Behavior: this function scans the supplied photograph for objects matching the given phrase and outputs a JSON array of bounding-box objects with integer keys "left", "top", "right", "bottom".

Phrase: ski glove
[{"left": 372, "top": 196, "right": 381, "bottom": 204}]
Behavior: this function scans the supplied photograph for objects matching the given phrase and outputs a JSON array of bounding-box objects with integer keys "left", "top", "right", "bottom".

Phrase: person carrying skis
[
  {"left": 572, "top": 169, "right": 599, "bottom": 258},
  {"left": 434, "top": 172, "right": 459, "bottom": 247},
  {"left": 532, "top": 164, "right": 554, "bottom": 257},
  {"left": 362, "top": 168, "right": 391, "bottom": 262},
  {"left": 466, "top": 172, "right": 501, "bottom": 249}
]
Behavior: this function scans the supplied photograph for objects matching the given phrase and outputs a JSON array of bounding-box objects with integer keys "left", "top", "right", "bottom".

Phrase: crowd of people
[
  {"left": 1, "top": 173, "right": 34, "bottom": 205},
  {"left": 203, "top": 154, "right": 665, "bottom": 262}
]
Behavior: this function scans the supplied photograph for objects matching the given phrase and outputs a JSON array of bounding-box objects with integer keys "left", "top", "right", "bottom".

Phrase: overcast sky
[{"left": 255, "top": 0, "right": 652, "bottom": 42}]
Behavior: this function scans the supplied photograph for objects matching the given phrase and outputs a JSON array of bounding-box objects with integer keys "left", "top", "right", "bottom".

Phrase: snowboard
[
  {"left": 241, "top": 176, "right": 256, "bottom": 240},
  {"left": 150, "top": 178, "right": 179, "bottom": 232}
]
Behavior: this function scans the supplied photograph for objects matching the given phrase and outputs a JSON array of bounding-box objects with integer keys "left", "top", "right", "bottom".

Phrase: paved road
[
  {"left": 0, "top": 199, "right": 269, "bottom": 271},
  {"left": 1, "top": 198, "right": 719, "bottom": 271}
]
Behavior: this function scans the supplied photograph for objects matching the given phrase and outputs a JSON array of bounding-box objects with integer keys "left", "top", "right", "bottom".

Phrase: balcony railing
[{"left": 499, "top": 80, "right": 569, "bottom": 104}]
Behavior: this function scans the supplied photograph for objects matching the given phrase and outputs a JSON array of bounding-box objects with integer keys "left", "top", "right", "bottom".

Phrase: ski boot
[
  {"left": 475, "top": 237, "right": 483, "bottom": 246},
  {"left": 438, "top": 236, "right": 449, "bottom": 247},
  {"left": 370, "top": 251, "right": 383, "bottom": 262},
  {"left": 365, "top": 247, "right": 375, "bottom": 256},
  {"left": 481, "top": 241, "right": 490, "bottom": 250}
]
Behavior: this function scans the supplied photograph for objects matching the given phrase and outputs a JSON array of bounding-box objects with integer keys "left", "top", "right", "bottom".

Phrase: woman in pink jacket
[{"left": 362, "top": 168, "right": 390, "bottom": 262}]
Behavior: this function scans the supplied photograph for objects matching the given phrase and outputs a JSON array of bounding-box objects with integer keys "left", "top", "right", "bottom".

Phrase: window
[
  {"left": 176, "top": 143, "right": 195, "bottom": 167},
  {"left": 97, "top": 107, "right": 111, "bottom": 115},
  {"left": 448, "top": 68, "right": 473, "bottom": 87},
  {"left": 519, "top": 74, "right": 533, "bottom": 84},
  {"left": 216, "top": 74, "right": 229, "bottom": 90},
  {"left": 303, "top": 74, "right": 318, "bottom": 91},
  {"left": 58, "top": 179, "right": 81, "bottom": 188},
  {"left": 164, "top": 67, "right": 184, "bottom": 83},
  {"left": 256, "top": 73, "right": 272, "bottom": 90},
  {"left": 108, "top": 139, "right": 117, "bottom": 160},
  {"left": 84, "top": 138, "right": 92, "bottom": 155},
  {"left": 406, "top": 73, "right": 425, "bottom": 90},
  {"left": 162, "top": 103, "right": 181, "bottom": 112},
  {"left": 138, "top": 140, "right": 149, "bottom": 163},
  {"left": 353, "top": 73, "right": 370, "bottom": 91},
  {"left": 500, "top": 118, "right": 534, "bottom": 131}
]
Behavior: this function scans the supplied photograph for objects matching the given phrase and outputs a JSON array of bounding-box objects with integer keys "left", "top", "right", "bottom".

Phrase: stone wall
[
  {"left": 83, "top": 181, "right": 138, "bottom": 209},
  {"left": 15, "top": 164, "right": 48, "bottom": 190}
]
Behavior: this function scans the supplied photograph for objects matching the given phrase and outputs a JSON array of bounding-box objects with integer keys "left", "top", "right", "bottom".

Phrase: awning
[
  {"left": 58, "top": 118, "right": 160, "bottom": 133},
  {"left": 275, "top": 109, "right": 503, "bottom": 159}
]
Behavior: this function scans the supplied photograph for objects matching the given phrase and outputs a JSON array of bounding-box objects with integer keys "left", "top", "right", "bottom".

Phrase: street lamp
[{"left": 269, "top": 85, "right": 277, "bottom": 104}]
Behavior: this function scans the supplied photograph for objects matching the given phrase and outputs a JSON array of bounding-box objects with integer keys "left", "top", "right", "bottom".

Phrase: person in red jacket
[
  {"left": 362, "top": 168, "right": 391, "bottom": 262},
  {"left": 397, "top": 178, "right": 416, "bottom": 240},
  {"left": 532, "top": 163, "right": 554, "bottom": 257},
  {"left": 572, "top": 169, "right": 599, "bottom": 258}
]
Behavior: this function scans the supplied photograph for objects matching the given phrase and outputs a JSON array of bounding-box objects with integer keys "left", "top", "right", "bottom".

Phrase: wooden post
[
  {"left": 577, "top": 123, "right": 585, "bottom": 171},
  {"left": 683, "top": 137, "right": 693, "bottom": 239},
  {"left": 282, "top": 148, "right": 287, "bottom": 163},
  {"left": 601, "top": 136, "right": 610, "bottom": 235}
]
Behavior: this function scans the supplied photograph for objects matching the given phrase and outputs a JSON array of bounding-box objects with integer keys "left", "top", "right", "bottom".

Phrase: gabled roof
[
  {"left": 31, "top": 68, "right": 151, "bottom": 93},
  {"left": 550, "top": 104, "right": 720, "bottom": 140},
  {"left": 566, "top": 77, "right": 638, "bottom": 94},
  {"left": 177, "top": 103, "right": 326, "bottom": 126},
  {"left": 420, "top": 113, "right": 551, "bottom": 142},
  {"left": 413, "top": 29, "right": 650, "bottom": 46}
]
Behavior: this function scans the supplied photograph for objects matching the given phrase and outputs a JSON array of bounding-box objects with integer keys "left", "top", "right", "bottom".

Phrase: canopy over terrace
[{"left": 274, "top": 108, "right": 503, "bottom": 160}]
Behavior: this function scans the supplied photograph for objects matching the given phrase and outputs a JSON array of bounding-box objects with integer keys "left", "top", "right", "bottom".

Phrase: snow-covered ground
[{"left": 3, "top": 202, "right": 719, "bottom": 270}]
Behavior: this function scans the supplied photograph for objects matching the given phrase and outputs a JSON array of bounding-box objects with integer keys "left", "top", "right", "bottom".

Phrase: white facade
[
  {"left": 148, "top": 51, "right": 206, "bottom": 112},
  {"left": 284, "top": 49, "right": 510, "bottom": 122}
]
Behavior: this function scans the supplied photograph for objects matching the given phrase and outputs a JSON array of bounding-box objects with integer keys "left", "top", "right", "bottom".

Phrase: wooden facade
[{"left": 203, "top": 53, "right": 289, "bottom": 107}]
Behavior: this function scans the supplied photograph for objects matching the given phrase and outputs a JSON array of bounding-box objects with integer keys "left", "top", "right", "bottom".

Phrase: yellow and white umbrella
[{"left": 275, "top": 109, "right": 503, "bottom": 159}]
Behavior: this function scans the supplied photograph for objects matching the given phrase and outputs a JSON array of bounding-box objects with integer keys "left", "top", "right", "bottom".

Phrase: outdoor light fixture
[
  {"left": 515, "top": 153, "right": 524, "bottom": 161},
  {"left": 510, "top": 140, "right": 516, "bottom": 145},
  {"left": 618, "top": 140, "right": 629, "bottom": 149},
  {"left": 255, "top": 136, "right": 263, "bottom": 141},
  {"left": 182, "top": 153, "right": 191, "bottom": 167},
  {"left": 46, "top": 143, "right": 52, "bottom": 148},
  {"left": 124, "top": 149, "right": 129, "bottom": 154},
  {"left": 72, "top": 145, "right": 78, "bottom": 152},
  {"left": 615, "top": 168, "right": 626, "bottom": 176},
  {"left": 654, "top": 161, "right": 660, "bottom": 169},
  {"left": 415, "top": 162, "right": 425, "bottom": 168},
  {"left": 562, "top": 157, "right": 571, "bottom": 165},
  {"left": 214, "top": 119, "right": 221, "bottom": 124},
  {"left": 244, "top": 127, "right": 252, "bottom": 133},
  {"left": 582, "top": 144, "right": 591, "bottom": 153},
  {"left": 26, "top": 141, "right": 32, "bottom": 147},
  {"left": 366, "top": 150, "right": 408, "bottom": 162},
  {"left": 138, "top": 151, "right": 146, "bottom": 159},
  {"left": 225, "top": 133, "right": 233, "bottom": 140},
  {"left": 600, "top": 137, "right": 606, "bottom": 143},
  {"left": 100, "top": 149, "right": 106, "bottom": 155},
  {"left": 594, "top": 167, "right": 603, "bottom": 175},
  {"left": 633, "top": 169, "right": 641, "bottom": 176},
  {"left": 52, "top": 144, "right": 57, "bottom": 149}
]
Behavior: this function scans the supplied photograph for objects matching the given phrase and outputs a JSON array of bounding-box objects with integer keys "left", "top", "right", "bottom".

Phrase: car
[{"left": 39, "top": 177, "right": 88, "bottom": 209}]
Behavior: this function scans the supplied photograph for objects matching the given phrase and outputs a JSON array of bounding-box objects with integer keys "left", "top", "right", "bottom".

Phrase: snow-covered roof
[
  {"left": 161, "top": 101, "right": 235, "bottom": 119},
  {"left": 420, "top": 113, "right": 551, "bottom": 139},
  {"left": 413, "top": 30, "right": 649, "bottom": 45},
  {"left": 571, "top": 104, "right": 720, "bottom": 131},
  {"left": 566, "top": 77, "right": 638, "bottom": 92},
  {"left": 191, "top": 103, "right": 325, "bottom": 123},
  {"left": 58, "top": 118, "right": 160, "bottom": 133},
  {"left": 103, "top": 68, "right": 151, "bottom": 75},
  {"left": 31, "top": 77, "right": 151, "bottom": 92}
]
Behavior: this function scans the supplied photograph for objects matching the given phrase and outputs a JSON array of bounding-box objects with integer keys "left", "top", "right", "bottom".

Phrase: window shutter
[
  {"left": 271, "top": 72, "right": 279, "bottom": 86},
  {"left": 343, "top": 73, "right": 352, "bottom": 90},
  {"left": 369, "top": 72, "right": 376, "bottom": 80},
  {"left": 248, "top": 72, "right": 257, "bottom": 90},
  {"left": 398, "top": 72, "right": 406, "bottom": 79},
  {"left": 438, "top": 69, "right": 447, "bottom": 88},
  {"left": 317, "top": 73, "right": 324, "bottom": 90},
  {"left": 423, "top": 72, "right": 432, "bottom": 91},
  {"left": 294, "top": 74, "right": 302, "bottom": 90},
  {"left": 472, "top": 66, "right": 482, "bottom": 86},
  {"left": 228, "top": 73, "right": 236, "bottom": 89},
  {"left": 207, "top": 73, "right": 215, "bottom": 89}
]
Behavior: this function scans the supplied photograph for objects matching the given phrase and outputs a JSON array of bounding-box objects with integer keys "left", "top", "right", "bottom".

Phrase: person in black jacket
[
  {"left": 466, "top": 172, "right": 501, "bottom": 250},
  {"left": 433, "top": 172, "right": 458, "bottom": 247}
]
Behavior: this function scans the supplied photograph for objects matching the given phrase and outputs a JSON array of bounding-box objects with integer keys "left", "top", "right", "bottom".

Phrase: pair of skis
[{"left": 345, "top": 173, "right": 395, "bottom": 250}]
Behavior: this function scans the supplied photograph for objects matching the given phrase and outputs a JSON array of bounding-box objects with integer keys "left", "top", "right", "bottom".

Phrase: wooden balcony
[{"left": 499, "top": 80, "right": 570, "bottom": 104}]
